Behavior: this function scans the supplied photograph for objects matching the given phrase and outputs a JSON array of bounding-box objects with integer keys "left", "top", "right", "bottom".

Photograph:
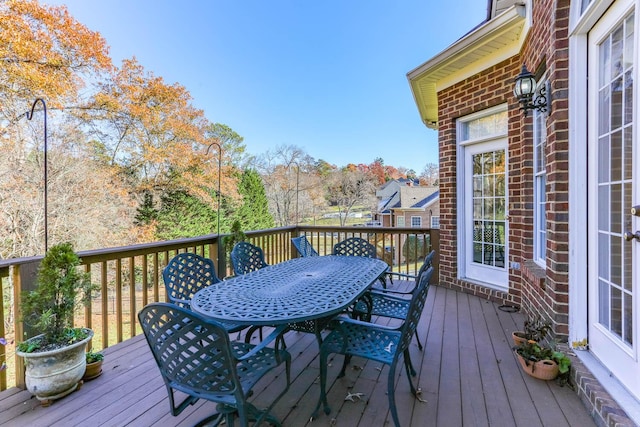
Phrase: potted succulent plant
[
  {"left": 16, "top": 242, "right": 98, "bottom": 405},
  {"left": 512, "top": 315, "right": 551, "bottom": 346},
  {"left": 83, "top": 350, "right": 104, "bottom": 381},
  {"left": 514, "top": 339, "right": 571, "bottom": 382}
]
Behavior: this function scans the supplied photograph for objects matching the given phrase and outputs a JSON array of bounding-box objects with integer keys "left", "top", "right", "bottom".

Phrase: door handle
[{"left": 623, "top": 231, "right": 640, "bottom": 242}]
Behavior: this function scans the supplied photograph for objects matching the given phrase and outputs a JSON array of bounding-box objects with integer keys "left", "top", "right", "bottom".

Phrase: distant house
[
  {"left": 374, "top": 180, "right": 439, "bottom": 229},
  {"left": 407, "top": 0, "right": 639, "bottom": 423}
]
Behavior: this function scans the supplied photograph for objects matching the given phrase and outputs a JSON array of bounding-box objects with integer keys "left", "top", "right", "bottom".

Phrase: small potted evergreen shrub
[{"left": 16, "top": 242, "right": 98, "bottom": 405}]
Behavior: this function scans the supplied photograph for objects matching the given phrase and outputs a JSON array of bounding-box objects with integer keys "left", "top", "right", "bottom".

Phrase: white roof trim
[{"left": 407, "top": 4, "right": 528, "bottom": 129}]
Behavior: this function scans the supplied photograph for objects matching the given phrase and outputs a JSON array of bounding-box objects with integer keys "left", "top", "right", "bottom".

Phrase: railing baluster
[{"left": 101, "top": 261, "right": 108, "bottom": 349}]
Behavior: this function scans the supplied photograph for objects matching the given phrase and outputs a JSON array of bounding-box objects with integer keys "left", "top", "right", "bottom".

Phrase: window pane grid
[
  {"left": 596, "top": 13, "right": 634, "bottom": 346},
  {"left": 533, "top": 105, "right": 547, "bottom": 265},
  {"left": 471, "top": 149, "right": 506, "bottom": 268}
]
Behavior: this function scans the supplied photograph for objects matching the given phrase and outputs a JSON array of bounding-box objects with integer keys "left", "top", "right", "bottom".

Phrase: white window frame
[
  {"left": 533, "top": 86, "right": 548, "bottom": 267},
  {"left": 396, "top": 216, "right": 405, "bottom": 227},
  {"left": 410, "top": 216, "right": 422, "bottom": 228},
  {"left": 431, "top": 216, "right": 440, "bottom": 229}
]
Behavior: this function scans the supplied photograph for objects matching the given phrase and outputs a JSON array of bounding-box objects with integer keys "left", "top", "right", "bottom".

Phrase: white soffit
[{"left": 407, "top": 5, "right": 528, "bottom": 129}]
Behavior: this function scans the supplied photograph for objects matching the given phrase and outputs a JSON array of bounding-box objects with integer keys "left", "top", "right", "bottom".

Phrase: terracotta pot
[
  {"left": 83, "top": 360, "right": 103, "bottom": 381},
  {"left": 515, "top": 351, "right": 559, "bottom": 380},
  {"left": 512, "top": 331, "right": 528, "bottom": 347}
]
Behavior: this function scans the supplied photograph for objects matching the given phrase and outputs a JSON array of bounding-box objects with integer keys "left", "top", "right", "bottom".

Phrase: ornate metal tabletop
[{"left": 191, "top": 255, "right": 388, "bottom": 326}]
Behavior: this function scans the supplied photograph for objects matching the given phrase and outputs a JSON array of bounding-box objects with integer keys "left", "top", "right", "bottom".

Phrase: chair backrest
[
  {"left": 230, "top": 241, "right": 268, "bottom": 275},
  {"left": 292, "top": 236, "right": 319, "bottom": 257},
  {"left": 138, "top": 303, "right": 240, "bottom": 400},
  {"left": 397, "top": 266, "right": 434, "bottom": 355},
  {"left": 163, "top": 253, "right": 220, "bottom": 309},
  {"left": 415, "top": 250, "right": 436, "bottom": 281},
  {"left": 332, "top": 237, "right": 376, "bottom": 258}
]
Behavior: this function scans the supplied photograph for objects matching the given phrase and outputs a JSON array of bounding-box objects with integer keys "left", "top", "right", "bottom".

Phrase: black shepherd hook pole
[
  {"left": 25, "top": 98, "right": 48, "bottom": 253},
  {"left": 206, "top": 141, "right": 223, "bottom": 270}
]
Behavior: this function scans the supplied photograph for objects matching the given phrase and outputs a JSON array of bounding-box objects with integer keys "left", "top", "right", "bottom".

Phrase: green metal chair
[
  {"left": 332, "top": 236, "right": 376, "bottom": 258},
  {"left": 353, "top": 250, "right": 435, "bottom": 377},
  {"left": 313, "top": 266, "right": 434, "bottom": 427},
  {"left": 357, "top": 250, "right": 436, "bottom": 353},
  {"left": 162, "top": 252, "right": 246, "bottom": 334},
  {"left": 291, "top": 236, "right": 319, "bottom": 257},
  {"left": 230, "top": 241, "right": 268, "bottom": 275},
  {"left": 138, "top": 302, "right": 291, "bottom": 427}
]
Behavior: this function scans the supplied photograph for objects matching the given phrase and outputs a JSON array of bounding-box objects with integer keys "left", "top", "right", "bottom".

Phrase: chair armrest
[
  {"left": 386, "top": 271, "right": 418, "bottom": 280},
  {"left": 332, "top": 314, "right": 402, "bottom": 333},
  {"left": 369, "top": 290, "right": 411, "bottom": 303},
  {"left": 368, "top": 286, "right": 415, "bottom": 295},
  {"left": 234, "top": 324, "right": 289, "bottom": 361}
]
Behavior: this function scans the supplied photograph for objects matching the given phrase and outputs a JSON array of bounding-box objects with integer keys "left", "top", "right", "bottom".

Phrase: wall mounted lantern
[{"left": 513, "top": 64, "right": 550, "bottom": 117}]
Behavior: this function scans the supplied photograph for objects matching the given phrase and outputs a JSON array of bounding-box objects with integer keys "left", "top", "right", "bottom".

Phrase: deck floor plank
[{"left": 0, "top": 284, "right": 597, "bottom": 427}]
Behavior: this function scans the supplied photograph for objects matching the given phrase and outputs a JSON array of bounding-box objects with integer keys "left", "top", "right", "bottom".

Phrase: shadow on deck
[{"left": 0, "top": 284, "right": 595, "bottom": 426}]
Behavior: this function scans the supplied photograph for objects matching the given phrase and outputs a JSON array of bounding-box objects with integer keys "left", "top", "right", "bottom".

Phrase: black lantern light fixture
[{"left": 513, "top": 64, "right": 549, "bottom": 117}]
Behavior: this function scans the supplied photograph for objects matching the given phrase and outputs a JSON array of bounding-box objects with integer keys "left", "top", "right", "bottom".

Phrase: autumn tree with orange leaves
[{"left": 0, "top": 0, "right": 121, "bottom": 258}]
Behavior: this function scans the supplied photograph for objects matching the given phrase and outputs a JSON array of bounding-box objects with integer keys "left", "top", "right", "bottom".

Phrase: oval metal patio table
[{"left": 191, "top": 255, "right": 389, "bottom": 326}]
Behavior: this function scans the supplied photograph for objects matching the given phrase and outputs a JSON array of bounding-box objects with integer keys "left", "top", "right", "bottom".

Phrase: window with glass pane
[
  {"left": 596, "top": 12, "right": 634, "bottom": 346},
  {"left": 431, "top": 216, "right": 440, "bottom": 229},
  {"left": 396, "top": 216, "right": 405, "bottom": 227},
  {"left": 411, "top": 217, "right": 422, "bottom": 227},
  {"left": 460, "top": 110, "right": 508, "bottom": 142},
  {"left": 472, "top": 150, "right": 506, "bottom": 268},
  {"left": 533, "top": 103, "right": 547, "bottom": 266}
]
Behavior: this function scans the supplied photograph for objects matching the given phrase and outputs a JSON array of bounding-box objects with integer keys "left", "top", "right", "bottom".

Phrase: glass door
[{"left": 587, "top": 4, "right": 639, "bottom": 399}]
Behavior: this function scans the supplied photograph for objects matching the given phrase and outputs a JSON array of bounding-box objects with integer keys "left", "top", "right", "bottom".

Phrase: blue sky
[{"left": 45, "top": 1, "right": 487, "bottom": 173}]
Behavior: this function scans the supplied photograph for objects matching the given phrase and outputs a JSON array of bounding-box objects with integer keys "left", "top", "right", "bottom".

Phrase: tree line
[{"left": 0, "top": 0, "right": 438, "bottom": 259}]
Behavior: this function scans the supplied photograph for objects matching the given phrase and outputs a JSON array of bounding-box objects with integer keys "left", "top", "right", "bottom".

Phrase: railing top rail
[{"left": 0, "top": 225, "right": 437, "bottom": 270}]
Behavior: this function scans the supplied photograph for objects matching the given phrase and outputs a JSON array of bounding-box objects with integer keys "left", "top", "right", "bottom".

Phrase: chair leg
[
  {"left": 414, "top": 329, "right": 423, "bottom": 351},
  {"left": 405, "top": 351, "right": 417, "bottom": 377},
  {"left": 312, "top": 350, "right": 331, "bottom": 419},
  {"left": 403, "top": 349, "right": 418, "bottom": 396},
  {"left": 244, "top": 326, "right": 269, "bottom": 345},
  {"left": 387, "top": 364, "right": 401, "bottom": 427},
  {"left": 339, "top": 355, "right": 351, "bottom": 378}
]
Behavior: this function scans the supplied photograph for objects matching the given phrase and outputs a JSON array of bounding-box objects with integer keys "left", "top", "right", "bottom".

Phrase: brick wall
[{"left": 435, "top": 0, "right": 571, "bottom": 340}]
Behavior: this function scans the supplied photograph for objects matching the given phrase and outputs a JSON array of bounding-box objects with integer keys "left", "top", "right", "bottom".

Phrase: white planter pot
[{"left": 17, "top": 328, "right": 93, "bottom": 405}]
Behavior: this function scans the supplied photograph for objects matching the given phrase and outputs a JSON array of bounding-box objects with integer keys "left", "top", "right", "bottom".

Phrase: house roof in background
[{"left": 392, "top": 187, "right": 439, "bottom": 210}]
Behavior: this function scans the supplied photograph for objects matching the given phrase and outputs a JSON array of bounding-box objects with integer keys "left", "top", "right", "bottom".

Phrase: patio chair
[
  {"left": 162, "top": 252, "right": 246, "bottom": 334},
  {"left": 333, "top": 236, "right": 387, "bottom": 288},
  {"left": 354, "top": 251, "right": 436, "bottom": 377},
  {"left": 312, "top": 266, "right": 434, "bottom": 427},
  {"left": 353, "top": 250, "right": 436, "bottom": 376},
  {"left": 332, "top": 236, "right": 376, "bottom": 258},
  {"left": 230, "top": 241, "right": 268, "bottom": 275},
  {"left": 138, "top": 302, "right": 291, "bottom": 427},
  {"left": 291, "top": 236, "right": 319, "bottom": 257}
]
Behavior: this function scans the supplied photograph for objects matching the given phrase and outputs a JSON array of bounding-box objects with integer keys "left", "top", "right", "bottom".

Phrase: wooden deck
[{"left": 0, "top": 284, "right": 596, "bottom": 427}]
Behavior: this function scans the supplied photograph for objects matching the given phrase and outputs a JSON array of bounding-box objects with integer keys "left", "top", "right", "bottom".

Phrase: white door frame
[
  {"left": 569, "top": 0, "right": 640, "bottom": 418},
  {"left": 456, "top": 105, "right": 509, "bottom": 291}
]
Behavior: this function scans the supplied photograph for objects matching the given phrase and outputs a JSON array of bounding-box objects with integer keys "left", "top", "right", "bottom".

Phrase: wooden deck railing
[{"left": 0, "top": 225, "right": 438, "bottom": 391}]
